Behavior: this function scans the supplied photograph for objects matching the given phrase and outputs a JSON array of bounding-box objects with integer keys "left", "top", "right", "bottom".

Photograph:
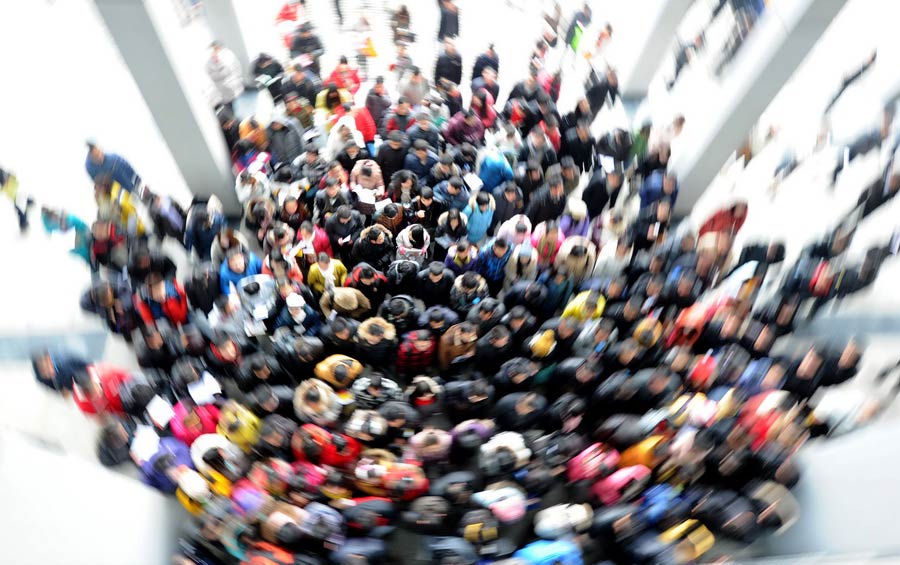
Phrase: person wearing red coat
[
  {"left": 298, "top": 221, "right": 334, "bottom": 258},
  {"left": 699, "top": 201, "right": 749, "bottom": 237},
  {"left": 134, "top": 272, "right": 189, "bottom": 328},
  {"left": 396, "top": 330, "right": 437, "bottom": 376},
  {"left": 72, "top": 363, "right": 131, "bottom": 415},
  {"left": 326, "top": 57, "right": 362, "bottom": 95}
]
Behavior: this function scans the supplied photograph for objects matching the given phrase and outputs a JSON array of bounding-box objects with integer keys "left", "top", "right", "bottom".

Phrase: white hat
[
  {"left": 286, "top": 293, "right": 305, "bottom": 309},
  {"left": 179, "top": 469, "right": 211, "bottom": 503}
]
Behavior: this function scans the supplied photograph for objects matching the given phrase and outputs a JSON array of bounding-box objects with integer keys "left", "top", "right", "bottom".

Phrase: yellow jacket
[
  {"left": 306, "top": 261, "right": 348, "bottom": 294},
  {"left": 561, "top": 290, "right": 606, "bottom": 322},
  {"left": 96, "top": 182, "right": 145, "bottom": 236}
]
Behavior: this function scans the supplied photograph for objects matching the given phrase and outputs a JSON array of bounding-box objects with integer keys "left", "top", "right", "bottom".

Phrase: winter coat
[
  {"left": 478, "top": 149, "right": 514, "bottom": 194},
  {"left": 699, "top": 205, "right": 748, "bottom": 237},
  {"left": 462, "top": 195, "right": 496, "bottom": 243},
  {"left": 639, "top": 171, "right": 679, "bottom": 210},
  {"left": 432, "top": 181, "right": 471, "bottom": 212},
  {"left": 170, "top": 402, "right": 220, "bottom": 446},
  {"left": 582, "top": 168, "right": 612, "bottom": 219},
  {"left": 366, "top": 87, "right": 392, "bottom": 127},
  {"left": 443, "top": 112, "right": 485, "bottom": 147},
  {"left": 314, "top": 189, "right": 351, "bottom": 225},
  {"left": 266, "top": 117, "right": 305, "bottom": 167},
  {"left": 382, "top": 111, "right": 417, "bottom": 137},
  {"left": 517, "top": 138, "right": 558, "bottom": 171},
  {"left": 406, "top": 196, "right": 445, "bottom": 232},
  {"left": 324, "top": 116, "right": 364, "bottom": 161},
  {"left": 376, "top": 144, "right": 409, "bottom": 186},
  {"left": 219, "top": 252, "right": 263, "bottom": 295},
  {"left": 142, "top": 437, "right": 193, "bottom": 493},
  {"left": 449, "top": 274, "right": 489, "bottom": 313},
  {"left": 554, "top": 236, "right": 597, "bottom": 284},
  {"left": 84, "top": 152, "right": 141, "bottom": 193},
  {"left": 435, "top": 51, "right": 463, "bottom": 87},
  {"left": 438, "top": 325, "right": 476, "bottom": 370},
  {"left": 206, "top": 47, "right": 244, "bottom": 105},
  {"left": 32, "top": 350, "right": 89, "bottom": 393},
  {"left": 320, "top": 287, "right": 372, "bottom": 319},
  {"left": 504, "top": 245, "right": 539, "bottom": 289},
  {"left": 408, "top": 124, "right": 442, "bottom": 153},
  {"left": 352, "top": 225, "right": 396, "bottom": 271},
  {"left": 415, "top": 268, "right": 456, "bottom": 307},
  {"left": 472, "top": 244, "right": 512, "bottom": 284},
  {"left": 560, "top": 128, "right": 595, "bottom": 173},
  {"left": 398, "top": 74, "right": 431, "bottom": 106},
  {"left": 404, "top": 151, "right": 439, "bottom": 187},
  {"left": 326, "top": 66, "right": 361, "bottom": 95},
  {"left": 467, "top": 301, "right": 507, "bottom": 336},
  {"left": 526, "top": 184, "right": 566, "bottom": 225},
  {"left": 72, "top": 363, "right": 131, "bottom": 416},
  {"left": 537, "top": 271, "right": 575, "bottom": 317},
  {"left": 282, "top": 72, "right": 319, "bottom": 104},
  {"left": 349, "top": 159, "right": 385, "bottom": 192},
  {"left": 592, "top": 240, "right": 632, "bottom": 280},
  {"left": 306, "top": 260, "right": 348, "bottom": 294},
  {"left": 396, "top": 225, "right": 432, "bottom": 266},
  {"left": 135, "top": 280, "right": 190, "bottom": 327},
  {"left": 210, "top": 228, "right": 250, "bottom": 270},
  {"left": 396, "top": 333, "right": 437, "bottom": 375},
  {"left": 435, "top": 211, "right": 470, "bottom": 251},
  {"left": 324, "top": 209, "right": 364, "bottom": 250},
  {"left": 473, "top": 52, "right": 499, "bottom": 80},
  {"left": 438, "top": 2, "right": 460, "bottom": 39},
  {"left": 443, "top": 244, "right": 478, "bottom": 276},
  {"left": 491, "top": 189, "right": 525, "bottom": 234},
  {"left": 561, "top": 290, "right": 607, "bottom": 322},
  {"left": 559, "top": 214, "right": 590, "bottom": 239},
  {"left": 355, "top": 318, "right": 399, "bottom": 368}
]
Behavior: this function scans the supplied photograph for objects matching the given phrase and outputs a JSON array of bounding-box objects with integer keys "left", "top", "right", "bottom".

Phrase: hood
[
  {"left": 453, "top": 274, "right": 488, "bottom": 294},
  {"left": 333, "top": 287, "right": 361, "bottom": 311},
  {"left": 358, "top": 316, "right": 397, "bottom": 342}
]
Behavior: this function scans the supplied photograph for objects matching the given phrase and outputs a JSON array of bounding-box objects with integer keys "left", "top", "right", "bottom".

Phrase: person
[
  {"left": 407, "top": 113, "right": 442, "bottom": 153},
  {"left": 434, "top": 38, "right": 463, "bottom": 87},
  {"left": 473, "top": 238, "right": 513, "bottom": 295},
  {"left": 84, "top": 141, "right": 141, "bottom": 193},
  {"left": 326, "top": 56, "right": 362, "bottom": 96},
  {"left": 527, "top": 173, "right": 566, "bottom": 225},
  {"left": 391, "top": 4, "right": 413, "bottom": 43},
  {"left": 404, "top": 140, "right": 440, "bottom": 187},
  {"left": 398, "top": 67, "right": 431, "bottom": 107},
  {"left": 266, "top": 114, "right": 304, "bottom": 168},
  {"left": 438, "top": 0, "right": 460, "bottom": 40},
  {"left": 381, "top": 97, "right": 417, "bottom": 138},
  {"left": 518, "top": 126, "right": 558, "bottom": 171},
  {"left": 252, "top": 52, "right": 284, "bottom": 102},
  {"left": 433, "top": 175, "right": 470, "bottom": 211},
  {"left": 444, "top": 239, "right": 477, "bottom": 277},
  {"left": 438, "top": 321, "right": 477, "bottom": 369},
  {"left": 560, "top": 118, "right": 596, "bottom": 174},
  {"left": 219, "top": 248, "right": 263, "bottom": 295},
  {"left": 463, "top": 191, "right": 495, "bottom": 245},
  {"left": 365, "top": 76, "right": 392, "bottom": 128},
  {"left": 282, "top": 65, "right": 319, "bottom": 106},
  {"left": 473, "top": 44, "right": 499, "bottom": 82},
  {"left": 582, "top": 167, "right": 622, "bottom": 219},
  {"left": 471, "top": 67, "right": 500, "bottom": 105},
  {"left": 291, "top": 22, "right": 325, "bottom": 76},
  {"left": 206, "top": 41, "right": 244, "bottom": 111},
  {"left": 443, "top": 110, "right": 485, "bottom": 147}
]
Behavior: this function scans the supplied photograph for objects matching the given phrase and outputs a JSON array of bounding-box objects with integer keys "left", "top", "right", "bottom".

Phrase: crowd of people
[{"left": 22, "top": 1, "right": 900, "bottom": 564}]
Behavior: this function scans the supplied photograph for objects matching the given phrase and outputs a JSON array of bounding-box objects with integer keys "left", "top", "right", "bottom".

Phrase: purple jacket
[
  {"left": 560, "top": 215, "right": 590, "bottom": 239},
  {"left": 141, "top": 437, "right": 193, "bottom": 493}
]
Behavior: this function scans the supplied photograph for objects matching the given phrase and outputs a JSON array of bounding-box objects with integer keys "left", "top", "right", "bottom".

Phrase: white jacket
[{"left": 206, "top": 47, "right": 244, "bottom": 106}]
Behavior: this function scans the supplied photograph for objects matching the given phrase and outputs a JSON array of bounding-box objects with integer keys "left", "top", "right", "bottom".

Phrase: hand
[{"left": 416, "top": 210, "right": 425, "bottom": 218}]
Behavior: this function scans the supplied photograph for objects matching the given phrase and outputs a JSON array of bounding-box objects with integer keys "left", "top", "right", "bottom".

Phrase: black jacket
[
  {"left": 526, "top": 184, "right": 566, "bottom": 225},
  {"left": 491, "top": 188, "right": 525, "bottom": 233},
  {"left": 471, "top": 77, "right": 499, "bottom": 102},
  {"left": 406, "top": 196, "right": 445, "bottom": 232},
  {"left": 435, "top": 52, "right": 463, "bottom": 87},
  {"left": 282, "top": 73, "right": 319, "bottom": 103},
  {"left": 582, "top": 168, "right": 611, "bottom": 219},
  {"left": 438, "top": 4, "right": 460, "bottom": 39},
  {"left": 415, "top": 268, "right": 455, "bottom": 307},
  {"left": 560, "top": 128, "right": 596, "bottom": 173},
  {"left": 336, "top": 148, "right": 370, "bottom": 175},
  {"left": 324, "top": 210, "right": 364, "bottom": 250},
  {"left": 472, "top": 53, "right": 499, "bottom": 81},
  {"left": 375, "top": 144, "right": 408, "bottom": 186}
]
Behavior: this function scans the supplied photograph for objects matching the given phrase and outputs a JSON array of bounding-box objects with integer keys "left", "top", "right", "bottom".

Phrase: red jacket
[
  {"left": 396, "top": 336, "right": 436, "bottom": 375},
  {"left": 699, "top": 207, "right": 748, "bottom": 237},
  {"left": 310, "top": 225, "right": 334, "bottom": 256},
  {"left": 354, "top": 107, "right": 377, "bottom": 143},
  {"left": 135, "top": 281, "right": 189, "bottom": 327},
  {"left": 72, "top": 364, "right": 130, "bottom": 415},
  {"left": 327, "top": 67, "right": 362, "bottom": 95},
  {"left": 541, "top": 121, "right": 562, "bottom": 152}
]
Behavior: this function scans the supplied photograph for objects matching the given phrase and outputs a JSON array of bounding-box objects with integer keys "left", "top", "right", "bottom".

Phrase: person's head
[
  {"left": 368, "top": 227, "right": 385, "bottom": 246},
  {"left": 492, "top": 238, "right": 509, "bottom": 257},
  {"left": 145, "top": 272, "right": 167, "bottom": 303},
  {"left": 503, "top": 182, "right": 518, "bottom": 202},
  {"left": 463, "top": 110, "right": 478, "bottom": 126},
  {"left": 226, "top": 248, "right": 246, "bottom": 273},
  {"left": 364, "top": 321, "right": 385, "bottom": 345},
  {"left": 447, "top": 208, "right": 462, "bottom": 228},
  {"left": 476, "top": 192, "right": 491, "bottom": 212},
  {"left": 334, "top": 205, "right": 352, "bottom": 224},
  {"left": 448, "top": 176, "right": 464, "bottom": 195},
  {"left": 397, "top": 96, "right": 412, "bottom": 115},
  {"left": 419, "top": 186, "right": 434, "bottom": 205},
  {"left": 461, "top": 271, "right": 479, "bottom": 292},
  {"left": 458, "top": 321, "right": 478, "bottom": 341},
  {"left": 455, "top": 239, "right": 470, "bottom": 258},
  {"left": 387, "top": 129, "right": 404, "bottom": 149},
  {"left": 548, "top": 174, "right": 564, "bottom": 199},
  {"left": 325, "top": 177, "right": 341, "bottom": 198},
  {"left": 529, "top": 127, "right": 545, "bottom": 146},
  {"left": 86, "top": 140, "right": 104, "bottom": 164},
  {"left": 656, "top": 199, "right": 672, "bottom": 221},
  {"left": 316, "top": 252, "right": 331, "bottom": 271},
  {"left": 413, "top": 139, "right": 429, "bottom": 158},
  {"left": 345, "top": 142, "right": 359, "bottom": 158},
  {"left": 360, "top": 266, "right": 377, "bottom": 284}
]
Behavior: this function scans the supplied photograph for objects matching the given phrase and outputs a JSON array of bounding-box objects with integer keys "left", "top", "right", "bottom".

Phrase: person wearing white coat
[
  {"left": 206, "top": 42, "right": 244, "bottom": 111},
  {"left": 324, "top": 116, "right": 365, "bottom": 162}
]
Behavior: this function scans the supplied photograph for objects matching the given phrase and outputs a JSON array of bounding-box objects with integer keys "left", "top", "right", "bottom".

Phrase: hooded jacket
[
  {"left": 434, "top": 211, "right": 469, "bottom": 250},
  {"left": 267, "top": 116, "right": 305, "bottom": 166},
  {"left": 450, "top": 274, "right": 489, "bottom": 313},
  {"left": 478, "top": 149, "right": 515, "bottom": 194},
  {"left": 443, "top": 244, "right": 478, "bottom": 276},
  {"left": 432, "top": 180, "right": 471, "bottom": 211},
  {"left": 504, "top": 246, "right": 540, "bottom": 289},
  {"left": 72, "top": 363, "right": 131, "bottom": 415},
  {"left": 555, "top": 236, "right": 598, "bottom": 284},
  {"left": 462, "top": 194, "right": 496, "bottom": 243},
  {"left": 403, "top": 150, "right": 439, "bottom": 187},
  {"left": 141, "top": 437, "right": 193, "bottom": 493},
  {"left": 352, "top": 225, "right": 396, "bottom": 271},
  {"left": 320, "top": 287, "right": 372, "bottom": 319},
  {"left": 396, "top": 225, "right": 432, "bottom": 265},
  {"left": 496, "top": 214, "right": 533, "bottom": 246},
  {"left": 355, "top": 317, "right": 399, "bottom": 369}
]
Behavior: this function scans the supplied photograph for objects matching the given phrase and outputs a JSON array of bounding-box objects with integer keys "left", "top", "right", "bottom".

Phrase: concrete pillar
[
  {"left": 618, "top": 0, "right": 694, "bottom": 99},
  {"left": 93, "top": 0, "right": 241, "bottom": 215},
  {"left": 669, "top": 0, "right": 849, "bottom": 215},
  {"left": 203, "top": 0, "right": 252, "bottom": 83}
]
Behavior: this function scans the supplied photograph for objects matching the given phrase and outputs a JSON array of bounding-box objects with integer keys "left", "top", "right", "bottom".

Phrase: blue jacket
[
  {"left": 463, "top": 199, "right": 495, "bottom": 243},
  {"left": 272, "top": 304, "right": 322, "bottom": 336},
  {"left": 219, "top": 252, "right": 263, "bottom": 294},
  {"left": 85, "top": 152, "right": 141, "bottom": 192},
  {"left": 184, "top": 213, "right": 225, "bottom": 260},
  {"left": 433, "top": 180, "right": 471, "bottom": 211},
  {"left": 639, "top": 170, "right": 678, "bottom": 210},
  {"left": 32, "top": 350, "right": 90, "bottom": 392},
  {"left": 404, "top": 151, "right": 439, "bottom": 187},
  {"left": 479, "top": 151, "right": 514, "bottom": 193},
  {"left": 473, "top": 244, "right": 512, "bottom": 283}
]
